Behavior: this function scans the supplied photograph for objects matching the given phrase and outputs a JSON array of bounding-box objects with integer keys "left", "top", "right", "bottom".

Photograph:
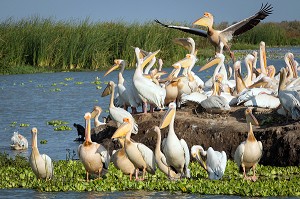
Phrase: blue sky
[{"left": 0, "top": 0, "right": 299, "bottom": 24}]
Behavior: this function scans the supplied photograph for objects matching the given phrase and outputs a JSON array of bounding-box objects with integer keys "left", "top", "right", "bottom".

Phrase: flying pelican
[
  {"left": 29, "top": 127, "right": 53, "bottom": 180},
  {"left": 133, "top": 48, "right": 166, "bottom": 113},
  {"left": 150, "top": 126, "right": 180, "bottom": 180},
  {"left": 10, "top": 131, "right": 28, "bottom": 150},
  {"left": 191, "top": 145, "right": 227, "bottom": 180},
  {"left": 234, "top": 108, "right": 262, "bottom": 182},
  {"left": 102, "top": 81, "right": 138, "bottom": 134},
  {"left": 160, "top": 102, "right": 190, "bottom": 178},
  {"left": 111, "top": 137, "right": 136, "bottom": 180},
  {"left": 91, "top": 106, "right": 106, "bottom": 127},
  {"left": 155, "top": 3, "right": 273, "bottom": 60},
  {"left": 277, "top": 68, "right": 300, "bottom": 121},
  {"left": 78, "top": 112, "right": 110, "bottom": 181},
  {"left": 104, "top": 59, "right": 141, "bottom": 113},
  {"left": 112, "top": 117, "right": 156, "bottom": 181}
]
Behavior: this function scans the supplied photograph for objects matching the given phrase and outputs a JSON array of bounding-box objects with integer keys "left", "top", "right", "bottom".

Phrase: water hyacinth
[{"left": 0, "top": 152, "right": 299, "bottom": 196}]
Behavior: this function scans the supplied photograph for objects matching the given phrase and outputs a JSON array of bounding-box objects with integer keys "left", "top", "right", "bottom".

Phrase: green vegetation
[
  {"left": 47, "top": 120, "right": 69, "bottom": 126},
  {"left": 0, "top": 152, "right": 299, "bottom": 196},
  {"left": 0, "top": 17, "right": 299, "bottom": 75},
  {"left": 54, "top": 125, "right": 72, "bottom": 131}
]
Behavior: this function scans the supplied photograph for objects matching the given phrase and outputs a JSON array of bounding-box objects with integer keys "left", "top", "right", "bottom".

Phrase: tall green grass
[{"left": 0, "top": 17, "right": 299, "bottom": 74}]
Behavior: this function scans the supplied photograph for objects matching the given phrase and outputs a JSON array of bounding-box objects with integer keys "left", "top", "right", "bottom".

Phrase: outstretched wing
[
  {"left": 154, "top": 19, "right": 207, "bottom": 38},
  {"left": 222, "top": 3, "right": 273, "bottom": 38}
]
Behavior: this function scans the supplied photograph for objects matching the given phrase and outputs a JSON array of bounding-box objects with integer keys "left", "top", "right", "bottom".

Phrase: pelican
[
  {"left": 112, "top": 117, "right": 156, "bottom": 181},
  {"left": 234, "top": 108, "right": 262, "bottom": 181},
  {"left": 102, "top": 81, "right": 138, "bottom": 134},
  {"left": 111, "top": 137, "right": 136, "bottom": 180},
  {"left": 104, "top": 59, "right": 141, "bottom": 113},
  {"left": 78, "top": 112, "right": 110, "bottom": 181},
  {"left": 91, "top": 106, "right": 106, "bottom": 127},
  {"left": 133, "top": 48, "right": 166, "bottom": 113},
  {"left": 150, "top": 126, "right": 180, "bottom": 179},
  {"left": 160, "top": 102, "right": 190, "bottom": 178},
  {"left": 29, "top": 127, "right": 53, "bottom": 180},
  {"left": 155, "top": 3, "right": 272, "bottom": 59},
  {"left": 191, "top": 145, "right": 227, "bottom": 180},
  {"left": 10, "top": 131, "right": 28, "bottom": 150},
  {"left": 200, "top": 75, "right": 231, "bottom": 113},
  {"left": 277, "top": 68, "right": 300, "bottom": 120},
  {"left": 180, "top": 92, "right": 208, "bottom": 106}
]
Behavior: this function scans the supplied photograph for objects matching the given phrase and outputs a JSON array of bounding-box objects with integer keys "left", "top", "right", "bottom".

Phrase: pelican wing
[
  {"left": 137, "top": 143, "right": 156, "bottom": 174},
  {"left": 278, "top": 90, "right": 300, "bottom": 120},
  {"left": 180, "top": 139, "right": 191, "bottom": 178},
  {"left": 181, "top": 92, "right": 208, "bottom": 105},
  {"left": 221, "top": 3, "right": 273, "bottom": 40},
  {"left": 234, "top": 142, "right": 245, "bottom": 168},
  {"left": 97, "top": 144, "right": 110, "bottom": 169},
  {"left": 154, "top": 19, "right": 207, "bottom": 38},
  {"left": 110, "top": 107, "right": 138, "bottom": 134},
  {"left": 41, "top": 154, "right": 53, "bottom": 178},
  {"left": 206, "top": 148, "right": 227, "bottom": 180}
]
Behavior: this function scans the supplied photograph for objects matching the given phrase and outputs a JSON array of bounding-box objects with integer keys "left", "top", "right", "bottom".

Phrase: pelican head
[
  {"left": 172, "top": 54, "right": 195, "bottom": 69},
  {"left": 101, "top": 81, "right": 114, "bottom": 97},
  {"left": 111, "top": 118, "right": 132, "bottom": 139},
  {"left": 245, "top": 108, "right": 259, "bottom": 126},
  {"left": 159, "top": 102, "right": 176, "bottom": 129},
  {"left": 199, "top": 53, "right": 224, "bottom": 72},
  {"left": 141, "top": 49, "right": 160, "bottom": 69},
  {"left": 193, "top": 12, "right": 213, "bottom": 28},
  {"left": 267, "top": 65, "right": 276, "bottom": 78},
  {"left": 91, "top": 106, "right": 102, "bottom": 118},
  {"left": 285, "top": 52, "right": 297, "bottom": 78},
  {"left": 31, "top": 127, "right": 38, "bottom": 135},
  {"left": 191, "top": 145, "right": 207, "bottom": 170},
  {"left": 259, "top": 41, "right": 267, "bottom": 71},
  {"left": 104, "top": 59, "right": 124, "bottom": 77}
]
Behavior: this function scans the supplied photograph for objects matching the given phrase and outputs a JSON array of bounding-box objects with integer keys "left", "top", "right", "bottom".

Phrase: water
[{"left": 0, "top": 47, "right": 300, "bottom": 198}]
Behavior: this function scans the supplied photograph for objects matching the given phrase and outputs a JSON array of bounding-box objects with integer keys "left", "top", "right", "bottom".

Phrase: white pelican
[
  {"left": 112, "top": 117, "right": 156, "bottom": 181},
  {"left": 277, "top": 68, "right": 300, "bottom": 120},
  {"left": 200, "top": 76, "right": 231, "bottom": 113},
  {"left": 102, "top": 81, "right": 138, "bottom": 134},
  {"left": 104, "top": 59, "right": 141, "bottom": 113},
  {"left": 160, "top": 102, "right": 190, "bottom": 178},
  {"left": 111, "top": 137, "right": 136, "bottom": 180},
  {"left": 155, "top": 3, "right": 272, "bottom": 60},
  {"left": 91, "top": 106, "right": 106, "bottom": 127},
  {"left": 10, "top": 131, "right": 28, "bottom": 150},
  {"left": 234, "top": 108, "right": 262, "bottom": 181},
  {"left": 133, "top": 48, "right": 166, "bottom": 113},
  {"left": 243, "top": 93, "right": 280, "bottom": 109},
  {"left": 191, "top": 145, "right": 227, "bottom": 180},
  {"left": 151, "top": 126, "right": 180, "bottom": 180},
  {"left": 29, "top": 127, "right": 53, "bottom": 180},
  {"left": 78, "top": 112, "right": 110, "bottom": 181},
  {"left": 180, "top": 92, "right": 208, "bottom": 106}
]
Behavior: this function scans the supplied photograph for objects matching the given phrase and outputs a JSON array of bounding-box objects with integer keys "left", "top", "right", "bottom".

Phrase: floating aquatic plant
[
  {"left": 96, "top": 86, "right": 102, "bottom": 90},
  {"left": 40, "top": 140, "right": 48, "bottom": 144},
  {"left": 0, "top": 153, "right": 299, "bottom": 196},
  {"left": 51, "top": 83, "right": 57, "bottom": 86},
  {"left": 64, "top": 77, "right": 74, "bottom": 81},
  {"left": 47, "top": 120, "right": 69, "bottom": 126},
  {"left": 50, "top": 88, "right": 61, "bottom": 92},
  {"left": 54, "top": 125, "right": 72, "bottom": 131},
  {"left": 91, "top": 80, "right": 102, "bottom": 85},
  {"left": 19, "top": 123, "right": 30, "bottom": 127},
  {"left": 10, "top": 121, "right": 17, "bottom": 127},
  {"left": 36, "top": 84, "right": 43, "bottom": 88},
  {"left": 75, "top": 82, "right": 83, "bottom": 85}
]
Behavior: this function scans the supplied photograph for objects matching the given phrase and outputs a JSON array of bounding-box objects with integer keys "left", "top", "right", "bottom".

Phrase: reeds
[{"left": 0, "top": 17, "right": 299, "bottom": 74}]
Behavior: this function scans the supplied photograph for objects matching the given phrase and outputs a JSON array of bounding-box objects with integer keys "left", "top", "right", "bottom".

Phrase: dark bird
[
  {"left": 73, "top": 123, "right": 85, "bottom": 141},
  {"left": 154, "top": 3, "right": 273, "bottom": 61}
]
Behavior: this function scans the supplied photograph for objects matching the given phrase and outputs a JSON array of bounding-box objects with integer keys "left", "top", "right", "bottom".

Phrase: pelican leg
[
  {"left": 141, "top": 168, "right": 146, "bottom": 181},
  {"left": 142, "top": 102, "right": 148, "bottom": 114},
  {"left": 135, "top": 168, "right": 139, "bottom": 181},
  {"left": 242, "top": 165, "right": 251, "bottom": 180},
  {"left": 86, "top": 172, "right": 89, "bottom": 182},
  {"left": 251, "top": 165, "right": 258, "bottom": 182},
  {"left": 131, "top": 107, "right": 137, "bottom": 114},
  {"left": 124, "top": 104, "right": 128, "bottom": 111},
  {"left": 129, "top": 173, "right": 133, "bottom": 181},
  {"left": 149, "top": 104, "right": 155, "bottom": 113}
]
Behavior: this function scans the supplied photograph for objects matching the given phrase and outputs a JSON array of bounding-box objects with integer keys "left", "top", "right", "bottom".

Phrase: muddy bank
[{"left": 91, "top": 105, "right": 300, "bottom": 167}]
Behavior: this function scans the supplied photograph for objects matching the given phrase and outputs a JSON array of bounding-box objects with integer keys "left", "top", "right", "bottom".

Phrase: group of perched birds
[{"left": 9, "top": 3, "right": 300, "bottom": 183}]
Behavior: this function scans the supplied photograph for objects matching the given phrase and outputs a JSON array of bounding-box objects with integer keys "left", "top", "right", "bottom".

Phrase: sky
[{"left": 0, "top": 0, "right": 299, "bottom": 24}]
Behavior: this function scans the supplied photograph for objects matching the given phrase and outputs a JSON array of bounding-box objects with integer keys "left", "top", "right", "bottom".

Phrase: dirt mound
[{"left": 91, "top": 105, "right": 300, "bottom": 166}]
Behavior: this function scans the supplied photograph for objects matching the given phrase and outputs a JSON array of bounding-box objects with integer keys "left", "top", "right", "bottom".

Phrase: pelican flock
[{"left": 17, "top": 2, "right": 300, "bottom": 190}]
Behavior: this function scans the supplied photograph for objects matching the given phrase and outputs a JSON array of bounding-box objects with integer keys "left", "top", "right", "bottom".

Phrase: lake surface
[{"left": 0, "top": 47, "right": 299, "bottom": 198}]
